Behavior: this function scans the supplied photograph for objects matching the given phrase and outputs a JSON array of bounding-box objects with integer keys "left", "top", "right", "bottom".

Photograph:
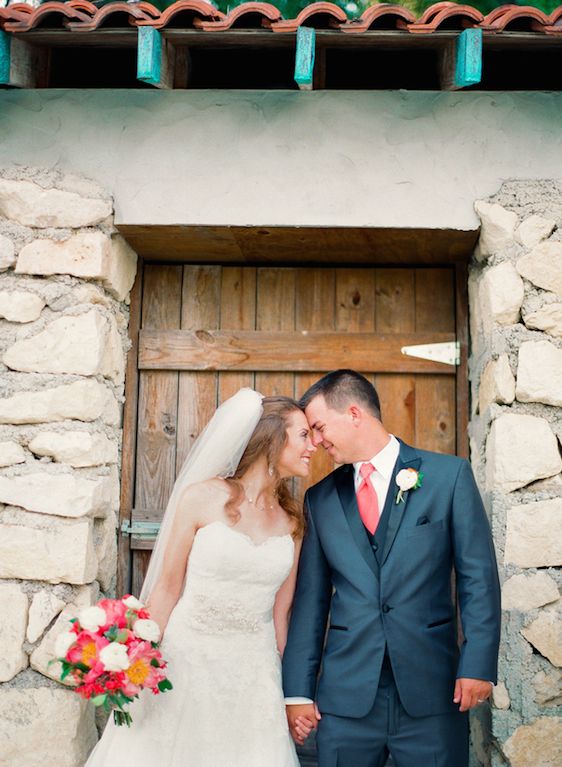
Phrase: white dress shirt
[{"left": 285, "top": 436, "right": 400, "bottom": 706}]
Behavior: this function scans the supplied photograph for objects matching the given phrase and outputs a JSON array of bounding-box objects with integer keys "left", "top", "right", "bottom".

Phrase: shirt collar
[{"left": 353, "top": 435, "right": 400, "bottom": 483}]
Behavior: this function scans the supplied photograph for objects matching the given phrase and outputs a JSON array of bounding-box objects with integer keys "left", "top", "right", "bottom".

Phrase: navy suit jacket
[{"left": 282, "top": 441, "right": 501, "bottom": 719}]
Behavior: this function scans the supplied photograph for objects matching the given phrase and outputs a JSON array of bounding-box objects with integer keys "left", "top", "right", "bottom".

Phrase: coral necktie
[{"left": 356, "top": 462, "right": 380, "bottom": 535}]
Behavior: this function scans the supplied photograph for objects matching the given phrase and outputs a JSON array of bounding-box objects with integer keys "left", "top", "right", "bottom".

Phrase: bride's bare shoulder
[{"left": 178, "top": 477, "right": 232, "bottom": 506}]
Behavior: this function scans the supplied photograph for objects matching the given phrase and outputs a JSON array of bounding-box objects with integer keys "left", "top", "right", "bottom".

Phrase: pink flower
[
  {"left": 97, "top": 598, "right": 128, "bottom": 630},
  {"left": 67, "top": 632, "right": 109, "bottom": 668}
]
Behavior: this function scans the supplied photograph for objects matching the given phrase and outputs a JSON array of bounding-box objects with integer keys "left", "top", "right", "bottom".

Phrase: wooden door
[{"left": 122, "top": 264, "right": 465, "bottom": 595}]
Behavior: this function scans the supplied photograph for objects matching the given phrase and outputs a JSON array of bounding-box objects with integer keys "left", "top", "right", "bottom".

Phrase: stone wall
[
  {"left": 470, "top": 181, "right": 562, "bottom": 767},
  {"left": 0, "top": 168, "right": 137, "bottom": 767}
]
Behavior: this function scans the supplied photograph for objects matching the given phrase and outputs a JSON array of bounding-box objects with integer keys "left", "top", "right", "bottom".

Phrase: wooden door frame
[{"left": 117, "top": 259, "right": 470, "bottom": 594}]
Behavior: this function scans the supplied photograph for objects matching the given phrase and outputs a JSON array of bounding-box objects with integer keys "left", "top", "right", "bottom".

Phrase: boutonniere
[{"left": 395, "top": 468, "right": 424, "bottom": 504}]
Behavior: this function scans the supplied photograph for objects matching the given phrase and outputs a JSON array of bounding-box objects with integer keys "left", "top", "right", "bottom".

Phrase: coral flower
[
  {"left": 97, "top": 597, "right": 128, "bottom": 630},
  {"left": 67, "top": 632, "right": 108, "bottom": 668}
]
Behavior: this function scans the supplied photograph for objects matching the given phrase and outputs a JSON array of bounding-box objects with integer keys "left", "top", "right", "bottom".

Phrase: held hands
[
  {"left": 286, "top": 703, "right": 321, "bottom": 745},
  {"left": 454, "top": 678, "right": 493, "bottom": 712}
]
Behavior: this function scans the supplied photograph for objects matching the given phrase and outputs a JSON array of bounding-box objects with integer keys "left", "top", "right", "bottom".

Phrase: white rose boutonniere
[{"left": 395, "top": 468, "right": 423, "bottom": 504}]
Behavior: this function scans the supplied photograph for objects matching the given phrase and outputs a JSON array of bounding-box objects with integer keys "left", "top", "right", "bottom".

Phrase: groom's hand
[
  {"left": 286, "top": 703, "right": 321, "bottom": 745},
  {"left": 454, "top": 678, "right": 493, "bottom": 711}
]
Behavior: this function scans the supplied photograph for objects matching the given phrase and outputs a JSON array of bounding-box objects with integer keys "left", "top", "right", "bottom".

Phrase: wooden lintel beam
[
  {"left": 0, "top": 31, "right": 49, "bottom": 88},
  {"left": 294, "top": 26, "right": 315, "bottom": 91},
  {"left": 440, "top": 28, "right": 482, "bottom": 91},
  {"left": 137, "top": 27, "right": 177, "bottom": 89},
  {"left": 138, "top": 329, "right": 456, "bottom": 374}
]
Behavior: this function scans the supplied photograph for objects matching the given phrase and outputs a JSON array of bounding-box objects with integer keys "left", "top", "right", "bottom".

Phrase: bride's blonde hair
[{"left": 225, "top": 396, "right": 305, "bottom": 539}]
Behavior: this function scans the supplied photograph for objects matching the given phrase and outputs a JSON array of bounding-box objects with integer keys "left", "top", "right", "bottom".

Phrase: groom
[{"left": 283, "top": 370, "right": 501, "bottom": 767}]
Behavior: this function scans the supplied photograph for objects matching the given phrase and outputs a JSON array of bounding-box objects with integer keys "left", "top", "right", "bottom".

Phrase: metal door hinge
[
  {"left": 401, "top": 341, "right": 460, "bottom": 366},
  {"left": 120, "top": 520, "right": 161, "bottom": 540}
]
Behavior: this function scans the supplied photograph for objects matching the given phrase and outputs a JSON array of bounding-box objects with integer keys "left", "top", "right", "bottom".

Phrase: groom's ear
[{"left": 349, "top": 404, "right": 362, "bottom": 424}]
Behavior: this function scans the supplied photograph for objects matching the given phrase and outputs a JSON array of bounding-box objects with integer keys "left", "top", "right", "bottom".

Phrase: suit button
[
  {"left": 382, "top": 604, "right": 391, "bottom": 613},
  {"left": 372, "top": 542, "right": 378, "bottom": 551}
]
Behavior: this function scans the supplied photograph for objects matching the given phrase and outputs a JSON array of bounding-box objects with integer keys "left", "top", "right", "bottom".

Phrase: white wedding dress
[{"left": 85, "top": 520, "right": 300, "bottom": 767}]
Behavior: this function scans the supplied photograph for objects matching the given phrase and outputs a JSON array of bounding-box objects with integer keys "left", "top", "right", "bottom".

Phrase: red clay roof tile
[
  {"left": 340, "top": 5, "right": 415, "bottom": 34},
  {"left": 271, "top": 2, "right": 348, "bottom": 32},
  {"left": 194, "top": 2, "right": 281, "bottom": 31}
]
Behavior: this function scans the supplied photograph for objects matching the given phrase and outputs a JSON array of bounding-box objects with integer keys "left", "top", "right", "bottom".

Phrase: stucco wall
[{"left": 0, "top": 90, "right": 561, "bottom": 230}]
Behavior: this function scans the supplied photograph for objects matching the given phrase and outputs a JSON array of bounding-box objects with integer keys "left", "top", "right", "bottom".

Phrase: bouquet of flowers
[{"left": 53, "top": 595, "right": 173, "bottom": 726}]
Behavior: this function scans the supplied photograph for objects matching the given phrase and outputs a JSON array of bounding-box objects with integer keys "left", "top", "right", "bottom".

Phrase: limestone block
[
  {"left": 515, "top": 215, "right": 556, "bottom": 249},
  {"left": 0, "top": 178, "right": 112, "bottom": 228},
  {"left": 95, "top": 513, "right": 117, "bottom": 591},
  {"left": 504, "top": 499, "right": 562, "bottom": 568},
  {"left": 0, "top": 290, "right": 45, "bottom": 323},
  {"left": 0, "top": 583, "right": 28, "bottom": 682},
  {"left": 533, "top": 669, "right": 562, "bottom": 706},
  {"left": 516, "top": 340, "right": 562, "bottom": 406},
  {"left": 106, "top": 235, "right": 138, "bottom": 301},
  {"left": 517, "top": 241, "right": 562, "bottom": 295},
  {"left": 31, "top": 607, "right": 78, "bottom": 683},
  {"left": 492, "top": 681, "right": 510, "bottom": 710},
  {"left": 486, "top": 414, "right": 562, "bottom": 492},
  {"left": 16, "top": 231, "right": 137, "bottom": 302},
  {"left": 72, "top": 581, "right": 100, "bottom": 608},
  {"left": 0, "top": 516, "right": 97, "bottom": 584},
  {"left": 26, "top": 590, "right": 66, "bottom": 643},
  {"left": 29, "top": 430, "right": 118, "bottom": 467},
  {"left": 474, "top": 201, "right": 518, "bottom": 258},
  {"left": 3, "top": 309, "right": 124, "bottom": 383},
  {"left": 503, "top": 717, "right": 562, "bottom": 767},
  {"left": 0, "top": 686, "right": 97, "bottom": 767},
  {"left": 478, "top": 355, "right": 515, "bottom": 412},
  {"left": 521, "top": 606, "right": 562, "bottom": 667},
  {"left": 0, "top": 440, "right": 26, "bottom": 467},
  {"left": 16, "top": 231, "right": 108, "bottom": 279},
  {"left": 0, "top": 379, "right": 120, "bottom": 426},
  {"left": 480, "top": 261, "right": 524, "bottom": 326},
  {"left": 524, "top": 302, "right": 562, "bottom": 338},
  {"left": 0, "top": 233, "right": 16, "bottom": 271},
  {"left": 0, "top": 472, "right": 112, "bottom": 518},
  {"left": 502, "top": 572, "right": 560, "bottom": 611}
]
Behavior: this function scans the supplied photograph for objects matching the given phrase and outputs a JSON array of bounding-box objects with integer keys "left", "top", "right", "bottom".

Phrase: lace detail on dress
[{"left": 188, "top": 592, "right": 267, "bottom": 634}]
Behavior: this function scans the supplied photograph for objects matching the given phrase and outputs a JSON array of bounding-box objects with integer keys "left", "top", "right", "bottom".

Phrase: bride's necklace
[{"left": 244, "top": 487, "right": 276, "bottom": 513}]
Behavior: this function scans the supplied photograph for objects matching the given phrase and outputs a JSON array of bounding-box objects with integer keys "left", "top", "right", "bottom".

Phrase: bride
[{"left": 85, "top": 389, "right": 315, "bottom": 767}]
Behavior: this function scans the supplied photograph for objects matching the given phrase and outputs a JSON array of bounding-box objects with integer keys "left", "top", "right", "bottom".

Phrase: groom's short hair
[{"left": 300, "top": 369, "right": 382, "bottom": 421}]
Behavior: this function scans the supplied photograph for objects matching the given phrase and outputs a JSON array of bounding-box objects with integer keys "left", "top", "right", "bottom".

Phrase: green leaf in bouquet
[
  {"left": 74, "top": 662, "right": 90, "bottom": 673},
  {"left": 150, "top": 658, "right": 160, "bottom": 667},
  {"left": 91, "top": 694, "right": 108, "bottom": 706},
  {"left": 116, "top": 630, "right": 129, "bottom": 643},
  {"left": 60, "top": 661, "right": 72, "bottom": 680},
  {"left": 158, "top": 679, "right": 173, "bottom": 693},
  {"left": 104, "top": 624, "right": 120, "bottom": 642}
]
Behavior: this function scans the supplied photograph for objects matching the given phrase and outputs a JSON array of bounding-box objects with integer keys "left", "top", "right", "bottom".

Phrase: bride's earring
[{"left": 268, "top": 464, "right": 274, "bottom": 477}]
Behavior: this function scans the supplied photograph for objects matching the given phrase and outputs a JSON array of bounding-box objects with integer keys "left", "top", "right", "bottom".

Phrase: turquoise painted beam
[
  {"left": 137, "top": 27, "right": 175, "bottom": 89},
  {"left": 0, "top": 31, "right": 12, "bottom": 85},
  {"left": 294, "top": 26, "right": 315, "bottom": 91},
  {"left": 455, "top": 28, "right": 482, "bottom": 89}
]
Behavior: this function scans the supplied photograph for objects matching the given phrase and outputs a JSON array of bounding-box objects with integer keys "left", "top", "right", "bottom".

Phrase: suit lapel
[
  {"left": 380, "top": 440, "right": 422, "bottom": 566},
  {"left": 334, "top": 465, "right": 378, "bottom": 577}
]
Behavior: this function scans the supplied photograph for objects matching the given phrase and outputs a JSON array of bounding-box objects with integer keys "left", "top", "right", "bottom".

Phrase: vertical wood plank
[
  {"left": 414, "top": 267, "right": 456, "bottom": 454},
  {"left": 415, "top": 268, "right": 455, "bottom": 332},
  {"left": 295, "top": 269, "right": 335, "bottom": 501},
  {"left": 375, "top": 269, "right": 415, "bottom": 333},
  {"left": 375, "top": 269, "right": 416, "bottom": 443},
  {"left": 219, "top": 266, "right": 256, "bottom": 403},
  {"left": 176, "top": 266, "right": 220, "bottom": 474},
  {"left": 133, "top": 265, "right": 182, "bottom": 595},
  {"left": 256, "top": 268, "right": 296, "bottom": 397},
  {"left": 415, "top": 376, "right": 456, "bottom": 454},
  {"left": 117, "top": 261, "right": 143, "bottom": 596},
  {"left": 335, "top": 269, "right": 376, "bottom": 333}
]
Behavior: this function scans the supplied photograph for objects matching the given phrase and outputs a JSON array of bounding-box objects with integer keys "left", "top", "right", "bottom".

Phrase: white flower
[
  {"left": 133, "top": 619, "right": 161, "bottom": 643},
  {"left": 396, "top": 468, "right": 419, "bottom": 491},
  {"left": 99, "top": 642, "right": 130, "bottom": 672},
  {"left": 55, "top": 631, "right": 76, "bottom": 659},
  {"left": 78, "top": 605, "right": 107, "bottom": 633},
  {"left": 122, "top": 595, "right": 144, "bottom": 611}
]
